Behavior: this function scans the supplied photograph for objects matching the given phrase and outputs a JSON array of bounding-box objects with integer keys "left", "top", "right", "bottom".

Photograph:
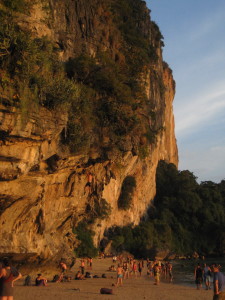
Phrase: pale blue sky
[{"left": 147, "top": 0, "right": 225, "bottom": 183}]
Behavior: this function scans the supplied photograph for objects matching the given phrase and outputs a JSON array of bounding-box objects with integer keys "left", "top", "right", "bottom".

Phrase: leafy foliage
[
  {"left": 0, "top": 5, "right": 85, "bottom": 152},
  {"left": 66, "top": 53, "right": 141, "bottom": 141},
  {"left": 110, "top": 0, "right": 159, "bottom": 74},
  {"left": 0, "top": 10, "right": 79, "bottom": 109},
  {"left": 152, "top": 162, "right": 225, "bottom": 255},
  {"left": 66, "top": 53, "right": 132, "bottom": 103},
  {"left": 0, "top": 0, "right": 166, "bottom": 156},
  {"left": 85, "top": 198, "right": 112, "bottom": 223},
  {"left": 74, "top": 222, "right": 98, "bottom": 258},
  {"left": 105, "top": 161, "right": 225, "bottom": 257},
  {"left": 2, "top": 0, "right": 32, "bottom": 13}
]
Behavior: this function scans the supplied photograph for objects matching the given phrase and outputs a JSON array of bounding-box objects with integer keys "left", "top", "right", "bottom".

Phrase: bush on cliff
[
  {"left": 66, "top": 53, "right": 132, "bottom": 103},
  {"left": 2, "top": 0, "right": 32, "bottom": 13},
  {"left": 85, "top": 198, "right": 112, "bottom": 223},
  {"left": 65, "top": 53, "right": 142, "bottom": 144},
  {"left": 0, "top": 11, "right": 80, "bottom": 111},
  {"left": 73, "top": 222, "right": 98, "bottom": 258},
  {"left": 0, "top": 0, "right": 165, "bottom": 156},
  {"left": 110, "top": 0, "right": 159, "bottom": 69}
]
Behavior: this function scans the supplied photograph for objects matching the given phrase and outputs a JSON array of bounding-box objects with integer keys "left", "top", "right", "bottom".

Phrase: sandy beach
[{"left": 13, "top": 258, "right": 214, "bottom": 300}]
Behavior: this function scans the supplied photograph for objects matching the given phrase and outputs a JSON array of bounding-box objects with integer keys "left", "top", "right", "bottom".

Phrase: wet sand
[{"left": 14, "top": 258, "right": 213, "bottom": 300}]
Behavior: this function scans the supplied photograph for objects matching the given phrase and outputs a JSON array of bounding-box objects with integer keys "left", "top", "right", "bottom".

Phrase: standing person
[
  {"left": 161, "top": 263, "right": 166, "bottom": 279},
  {"left": 167, "top": 262, "right": 173, "bottom": 283},
  {"left": 153, "top": 264, "right": 160, "bottom": 285},
  {"left": 138, "top": 261, "right": 142, "bottom": 277},
  {"left": 115, "top": 264, "right": 123, "bottom": 287},
  {"left": 195, "top": 263, "right": 203, "bottom": 290},
  {"left": 132, "top": 260, "right": 137, "bottom": 278},
  {"left": 80, "top": 259, "right": 85, "bottom": 275},
  {"left": 203, "top": 263, "right": 212, "bottom": 290},
  {"left": 56, "top": 261, "right": 67, "bottom": 282},
  {"left": 113, "top": 256, "right": 117, "bottom": 264},
  {"left": 0, "top": 257, "right": 22, "bottom": 300},
  {"left": 123, "top": 262, "right": 129, "bottom": 280},
  {"left": 146, "top": 259, "right": 150, "bottom": 269},
  {"left": 149, "top": 261, "right": 154, "bottom": 277},
  {"left": 212, "top": 264, "right": 225, "bottom": 300},
  {"left": 89, "top": 258, "right": 93, "bottom": 270}
]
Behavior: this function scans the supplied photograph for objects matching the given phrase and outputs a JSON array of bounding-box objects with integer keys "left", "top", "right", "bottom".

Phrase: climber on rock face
[{"left": 84, "top": 172, "right": 94, "bottom": 195}]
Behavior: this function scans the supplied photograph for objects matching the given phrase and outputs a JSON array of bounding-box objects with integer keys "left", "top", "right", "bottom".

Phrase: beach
[{"left": 14, "top": 258, "right": 214, "bottom": 300}]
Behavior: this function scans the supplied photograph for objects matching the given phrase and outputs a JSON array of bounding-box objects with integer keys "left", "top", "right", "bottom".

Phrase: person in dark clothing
[
  {"left": 194, "top": 263, "right": 203, "bottom": 290},
  {"left": 35, "top": 274, "right": 48, "bottom": 286},
  {"left": 138, "top": 262, "right": 142, "bottom": 277}
]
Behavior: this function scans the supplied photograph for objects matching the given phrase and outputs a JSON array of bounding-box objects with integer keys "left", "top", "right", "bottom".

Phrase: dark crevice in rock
[
  {"left": 83, "top": 157, "right": 106, "bottom": 168},
  {"left": 46, "top": 154, "right": 60, "bottom": 173},
  {"left": 0, "top": 176, "right": 18, "bottom": 181},
  {"left": 0, "top": 130, "right": 10, "bottom": 140},
  {"left": 0, "top": 156, "right": 21, "bottom": 162},
  {"left": 29, "top": 164, "right": 40, "bottom": 172},
  {"left": 5, "top": 136, "right": 43, "bottom": 143},
  {"left": 64, "top": 171, "right": 76, "bottom": 197},
  {"left": 35, "top": 208, "right": 45, "bottom": 235}
]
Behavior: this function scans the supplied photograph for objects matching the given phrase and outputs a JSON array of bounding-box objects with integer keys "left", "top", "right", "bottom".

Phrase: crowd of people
[
  {"left": 194, "top": 262, "right": 225, "bottom": 299},
  {"left": 1, "top": 255, "right": 225, "bottom": 299},
  {"left": 108, "top": 255, "right": 173, "bottom": 287}
]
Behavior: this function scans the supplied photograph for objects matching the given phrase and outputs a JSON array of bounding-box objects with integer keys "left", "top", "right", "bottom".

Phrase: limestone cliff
[{"left": 0, "top": 0, "right": 178, "bottom": 261}]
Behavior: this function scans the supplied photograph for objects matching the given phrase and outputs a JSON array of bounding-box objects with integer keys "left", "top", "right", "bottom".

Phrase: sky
[{"left": 146, "top": 0, "right": 225, "bottom": 183}]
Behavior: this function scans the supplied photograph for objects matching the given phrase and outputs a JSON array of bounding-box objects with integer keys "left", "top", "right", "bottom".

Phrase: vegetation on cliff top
[
  {"left": 110, "top": 0, "right": 160, "bottom": 73},
  {"left": 0, "top": 0, "right": 166, "bottom": 156}
]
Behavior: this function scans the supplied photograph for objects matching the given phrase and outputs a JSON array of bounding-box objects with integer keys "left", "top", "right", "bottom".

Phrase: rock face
[{"left": 0, "top": 0, "right": 178, "bottom": 261}]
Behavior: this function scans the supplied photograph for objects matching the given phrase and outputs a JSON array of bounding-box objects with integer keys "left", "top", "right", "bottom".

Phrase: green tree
[{"left": 74, "top": 222, "right": 98, "bottom": 258}]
